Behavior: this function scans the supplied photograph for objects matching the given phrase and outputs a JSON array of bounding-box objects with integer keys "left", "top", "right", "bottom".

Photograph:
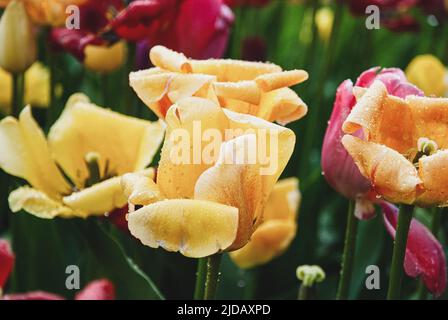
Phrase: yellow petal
[
  {"left": 213, "top": 81, "right": 261, "bottom": 105},
  {"left": 9, "top": 186, "right": 75, "bottom": 219},
  {"left": 121, "top": 169, "right": 161, "bottom": 206},
  {"left": 0, "top": 66, "right": 12, "bottom": 114},
  {"left": 194, "top": 134, "right": 263, "bottom": 251},
  {"left": 157, "top": 97, "right": 229, "bottom": 199},
  {"left": 84, "top": 41, "right": 126, "bottom": 73},
  {"left": 257, "top": 88, "right": 308, "bottom": 125},
  {"left": 418, "top": 150, "right": 448, "bottom": 206},
  {"left": 0, "top": 106, "right": 70, "bottom": 198},
  {"left": 230, "top": 219, "right": 296, "bottom": 269},
  {"left": 190, "top": 59, "right": 282, "bottom": 82},
  {"left": 263, "top": 177, "right": 301, "bottom": 221},
  {"left": 62, "top": 176, "right": 127, "bottom": 217},
  {"left": 128, "top": 199, "right": 239, "bottom": 258},
  {"left": 24, "top": 62, "right": 51, "bottom": 108},
  {"left": 149, "top": 45, "right": 192, "bottom": 73},
  {"left": 341, "top": 135, "right": 422, "bottom": 204},
  {"left": 48, "top": 94, "right": 164, "bottom": 188},
  {"left": 255, "top": 70, "right": 309, "bottom": 92},
  {"left": 406, "top": 55, "right": 447, "bottom": 97}
]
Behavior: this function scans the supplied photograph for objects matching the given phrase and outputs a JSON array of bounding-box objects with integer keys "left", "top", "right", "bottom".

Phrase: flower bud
[
  {"left": 0, "top": 0, "right": 37, "bottom": 73},
  {"left": 84, "top": 41, "right": 126, "bottom": 74}
]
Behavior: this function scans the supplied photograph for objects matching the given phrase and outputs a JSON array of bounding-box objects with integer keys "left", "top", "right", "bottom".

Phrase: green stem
[
  {"left": 11, "top": 72, "right": 24, "bottom": 117},
  {"left": 203, "top": 254, "right": 222, "bottom": 300},
  {"left": 243, "top": 268, "right": 259, "bottom": 300},
  {"left": 101, "top": 73, "right": 108, "bottom": 107},
  {"left": 194, "top": 258, "right": 207, "bottom": 300},
  {"left": 387, "top": 204, "right": 414, "bottom": 300},
  {"left": 125, "top": 42, "right": 136, "bottom": 116},
  {"left": 336, "top": 199, "right": 358, "bottom": 300},
  {"left": 416, "top": 207, "right": 443, "bottom": 300},
  {"left": 298, "top": 284, "right": 310, "bottom": 300}
]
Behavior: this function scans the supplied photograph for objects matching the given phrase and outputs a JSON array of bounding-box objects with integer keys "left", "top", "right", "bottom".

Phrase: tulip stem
[
  {"left": 11, "top": 72, "right": 24, "bottom": 117},
  {"left": 203, "top": 254, "right": 222, "bottom": 300},
  {"left": 387, "top": 204, "right": 414, "bottom": 300},
  {"left": 336, "top": 199, "right": 358, "bottom": 300},
  {"left": 194, "top": 258, "right": 207, "bottom": 300}
]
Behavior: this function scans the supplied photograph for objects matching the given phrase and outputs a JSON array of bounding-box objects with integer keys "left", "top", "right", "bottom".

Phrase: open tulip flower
[
  {"left": 0, "top": 93, "right": 164, "bottom": 219},
  {"left": 230, "top": 177, "right": 301, "bottom": 269},
  {"left": 342, "top": 77, "right": 448, "bottom": 207},
  {"left": 0, "top": 0, "right": 87, "bottom": 26},
  {"left": 121, "top": 96, "right": 296, "bottom": 258},
  {"left": 130, "top": 45, "right": 308, "bottom": 125}
]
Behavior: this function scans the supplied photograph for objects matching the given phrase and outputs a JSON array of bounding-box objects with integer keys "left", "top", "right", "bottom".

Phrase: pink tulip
[
  {"left": 0, "top": 239, "right": 14, "bottom": 289},
  {"left": 381, "top": 202, "right": 447, "bottom": 297},
  {"left": 75, "top": 279, "right": 116, "bottom": 300},
  {"left": 322, "top": 67, "right": 423, "bottom": 219},
  {"left": 2, "top": 291, "right": 65, "bottom": 300}
]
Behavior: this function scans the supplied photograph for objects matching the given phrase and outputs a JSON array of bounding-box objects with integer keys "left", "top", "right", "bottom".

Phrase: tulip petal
[
  {"left": 255, "top": 70, "right": 309, "bottom": 92},
  {"left": 230, "top": 219, "right": 296, "bottom": 269},
  {"left": 0, "top": 106, "right": 70, "bottom": 198},
  {"left": 62, "top": 177, "right": 127, "bottom": 217},
  {"left": 418, "top": 150, "right": 448, "bottom": 207},
  {"left": 341, "top": 135, "right": 422, "bottom": 204},
  {"left": 8, "top": 186, "right": 76, "bottom": 219},
  {"left": 48, "top": 94, "right": 164, "bottom": 188},
  {"left": 264, "top": 177, "right": 301, "bottom": 220},
  {"left": 190, "top": 59, "right": 282, "bottom": 82},
  {"left": 381, "top": 202, "right": 447, "bottom": 297},
  {"left": 194, "top": 134, "right": 263, "bottom": 250},
  {"left": 2, "top": 291, "right": 65, "bottom": 300},
  {"left": 75, "top": 279, "right": 115, "bottom": 300},
  {"left": 406, "top": 55, "right": 447, "bottom": 97},
  {"left": 0, "top": 239, "right": 14, "bottom": 289},
  {"left": 121, "top": 169, "right": 161, "bottom": 206},
  {"left": 128, "top": 199, "right": 239, "bottom": 258},
  {"left": 214, "top": 80, "right": 261, "bottom": 105},
  {"left": 149, "top": 45, "right": 192, "bottom": 73}
]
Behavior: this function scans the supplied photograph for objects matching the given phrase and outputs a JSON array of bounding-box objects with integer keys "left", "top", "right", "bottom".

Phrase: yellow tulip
[
  {"left": 406, "top": 55, "right": 448, "bottom": 97},
  {"left": 122, "top": 97, "right": 296, "bottom": 258},
  {"left": 84, "top": 42, "right": 127, "bottom": 74},
  {"left": 229, "top": 178, "right": 301, "bottom": 269},
  {"left": 0, "top": 62, "right": 54, "bottom": 114},
  {"left": 0, "top": 93, "right": 165, "bottom": 218},
  {"left": 130, "top": 45, "right": 308, "bottom": 125},
  {"left": 316, "top": 7, "right": 334, "bottom": 43},
  {"left": 0, "top": 0, "right": 36, "bottom": 73},
  {"left": 342, "top": 81, "right": 448, "bottom": 207},
  {"left": 0, "top": 0, "right": 87, "bottom": 26}
]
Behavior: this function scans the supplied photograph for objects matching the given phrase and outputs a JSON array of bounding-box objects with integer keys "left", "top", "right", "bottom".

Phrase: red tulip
[
  {"left": 75, "top": 279, "right": 116, "bottom": 300},
  {"left": 0, "top": 239, "right": 14, "bottom": 289},
  {"left": 224, "top": 0, "right": 270, "bottom": 7},
  {"left": 241, "top": 36, "right": 267, "bottom": 62},
  {"left": 381, "top": 202, "right": 447, "bottom": 297},
  {"left": 2, "top": 291, "right": 65, "bottom": 300},
  {"left": 322, "top": 67, "right": 423, "bottom": 219},
  {"left": 107, "top": 205, "right": 130, "bottom": 233}
]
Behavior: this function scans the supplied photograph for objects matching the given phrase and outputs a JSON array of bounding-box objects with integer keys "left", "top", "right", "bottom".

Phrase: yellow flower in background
[
  {"left": 0, "top": 62, "right": 54, "bottom": 114},
  {"left": 230, "top": 178, "right": 301, "bottom": 269},
  {"left": 406, "top": 55, "right": 448, "bottom": 97},
  {"left": 0, "top": 0, "right": 36, "bottom": 73},
  {"left": 122, "top": 97, "right": 296, "bottom": 258},
  {"left": 316, "top": 7, "right": 334, "bottom": 42},
  {"left": 130, "top": 45, "right": 308, "bottom": 125},
  {"left": 0, "top": 93, "right": 165, "bottom": 219},
  {"left": 84, "top": 42, "right": 127, "bottom": 74},
  {"left": 0, "top": 0, "right": 87, "bottom": 26},
  {"left": 342, "top": 81, "right": 448, "bottom": 207}
]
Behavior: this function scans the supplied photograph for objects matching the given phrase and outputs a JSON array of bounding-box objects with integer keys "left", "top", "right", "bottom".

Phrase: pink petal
[
  {"left": 0, "top": 239, "right": 15, "bottom": 289},
  {"left": 322, "top": 80, "right": 371, "bottom": 200},
  {"left": 75, "top": 279, "right": 116, "bottom": 300},
  {"left": 381, "top": 202, "right": 447, "bottom": 297},
  {"left": 2, "top": 291, "right": 65, "bottom": 300}
]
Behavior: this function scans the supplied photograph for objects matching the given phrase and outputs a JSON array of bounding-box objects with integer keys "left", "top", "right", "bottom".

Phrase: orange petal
[
  {"left": 121, "top": 169, "right": 161, "bottom": 206},
  {"left": 149, "top": 45, "right": 192, "bottom": 73},
  {"left": 213, "top": 80, "right": 261, "bottom": 105},
  {"left": 255, "top": 70, "right": 308, "bottom": 92},
  {"left": 342, "top": 135, "right": 422, "bottom": 204},
  {"left": 418, "top": 150, "right": 448, "bottom": 206},
  {"left": 263, "top": 177, "right": 301, "bottom": 221}
]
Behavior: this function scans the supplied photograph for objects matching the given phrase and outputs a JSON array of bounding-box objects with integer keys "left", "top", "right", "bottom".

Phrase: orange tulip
[{"left": 342, "top": 80, "right": 448, "bottom": 207}]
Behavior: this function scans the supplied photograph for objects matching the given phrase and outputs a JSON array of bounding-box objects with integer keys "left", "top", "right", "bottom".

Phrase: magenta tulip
[{"left": 0, "top": 240, "right": 14, "bottom": 289}]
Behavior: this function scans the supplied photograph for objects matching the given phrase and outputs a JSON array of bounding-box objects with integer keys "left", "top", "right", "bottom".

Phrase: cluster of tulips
[{"left": 0, "top": 0, "right": 448, "bottom": 301}]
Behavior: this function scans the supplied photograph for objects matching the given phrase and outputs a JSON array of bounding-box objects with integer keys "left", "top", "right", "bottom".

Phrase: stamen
[
  {"left": 85, "top": 152, "right": 102, "bottom": 187},
  {"left": 412, "top": 137, "right": 439, "bottom": 167}
]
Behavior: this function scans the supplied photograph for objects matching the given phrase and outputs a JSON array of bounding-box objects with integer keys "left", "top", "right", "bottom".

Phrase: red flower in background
[
  {"left": 0, "top": 240, "right": 15, "bottom": 290},
  {"left": 224, "top": 0, "right": 270, "bottom": 7},
  {"left": 75, "top": 279, "right": 116, "bottom": 300},
  {"left": 322, "top": 67, "right": 423, "bottom": 219},
  {"left": 381, "top": 202, "right": 447, "bottom": 297}
]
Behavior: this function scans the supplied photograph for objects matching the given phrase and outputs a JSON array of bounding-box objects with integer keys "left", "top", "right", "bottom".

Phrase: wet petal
[
  {"left": 0, "top": 106, "right": 70, "bottom": 198},
  {"left": 214, "top": 80, "right": 261, "bottom": 105},
  {"left": 255, "top": 70, "right": 308, "bottom": 92},
  {"left": 418, "top": 150, "right": 448, "bottom": 207},
  {"left": 149, "top": 45, "right": 192, "bottom": 73},
  {"left": 341, "top": 135, "right": 422, "bottom": 204},
  {"left": 381, "top": 202, "right": 446, "bottom": 297},
  {"left": 121, "top": 169, "right": 161, "bottom": 206},
  {"left": 9, "top": 186, "right": 76, "bottom": 219},
  {"left": 128, "top": 199, "right": 239, "bottom": 258}
]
